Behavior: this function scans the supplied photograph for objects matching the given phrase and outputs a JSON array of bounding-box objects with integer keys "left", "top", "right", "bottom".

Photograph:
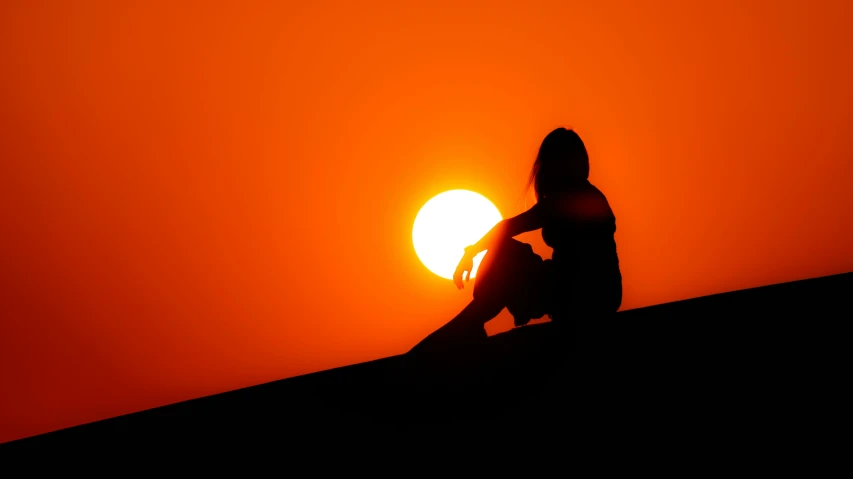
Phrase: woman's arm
[
  {"left": 463, "top": 203, "right": 544, "bottom": 258},
  {"left": 451, "top": 203, "right": 545, "bottom": 289}
]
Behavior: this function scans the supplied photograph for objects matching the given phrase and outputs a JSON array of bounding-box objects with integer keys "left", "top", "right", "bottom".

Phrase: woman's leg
[
  {"left": 408, "top": 297, "right": 503, "bottom": 354},
  {"left": 408, "top": 238, "right": 544, "bottom": 355}
]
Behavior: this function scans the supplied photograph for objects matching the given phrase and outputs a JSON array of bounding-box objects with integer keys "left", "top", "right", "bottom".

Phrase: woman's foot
[
  {"left": 408, "top": 298, "right": 499, "bottom": 356},
  {"left": 408, "top": 323, "right": 486, "bottom": 356}
]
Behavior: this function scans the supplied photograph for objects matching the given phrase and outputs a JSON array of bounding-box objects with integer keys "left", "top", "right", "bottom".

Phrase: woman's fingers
[{"left": 453, "top": 255, "right": 474, "bottom": 290}]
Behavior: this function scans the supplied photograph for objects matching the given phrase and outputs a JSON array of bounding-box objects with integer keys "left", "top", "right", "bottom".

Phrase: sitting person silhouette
[{"left": 409, "top": 127, "right": 622, "bottom": 355}]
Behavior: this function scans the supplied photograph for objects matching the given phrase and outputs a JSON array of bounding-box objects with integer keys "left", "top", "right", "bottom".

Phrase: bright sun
[{"left": 413, "top": 190, "right": 503, "bottom": 280}]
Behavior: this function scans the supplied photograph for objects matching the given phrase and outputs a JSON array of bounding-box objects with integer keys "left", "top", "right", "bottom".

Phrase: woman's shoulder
[{"left": 541, "top": 183, "right": 614, "bottom": 221}]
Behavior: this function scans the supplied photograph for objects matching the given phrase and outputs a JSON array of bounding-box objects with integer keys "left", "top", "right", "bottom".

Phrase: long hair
[{"left": 525, "top": 127, "right": 590, "bottom": 202}]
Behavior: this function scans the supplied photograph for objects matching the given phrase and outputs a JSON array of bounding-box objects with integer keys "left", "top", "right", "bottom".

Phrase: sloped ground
[{"left": 3, "top": 272, "right": 849, "bottom": 456}]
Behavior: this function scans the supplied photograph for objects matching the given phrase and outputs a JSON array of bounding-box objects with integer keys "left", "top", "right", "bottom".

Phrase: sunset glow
[{"left": 2, "top": 0, "right": 853, "bottom": 445}]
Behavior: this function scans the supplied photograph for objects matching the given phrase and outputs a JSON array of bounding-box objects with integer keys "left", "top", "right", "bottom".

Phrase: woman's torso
[{"left": 539, "top": 182, "right": 622, "bottom": 311}]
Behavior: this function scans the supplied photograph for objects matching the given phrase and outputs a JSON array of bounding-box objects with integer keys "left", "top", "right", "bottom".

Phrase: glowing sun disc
[{"left": 412, "top": 190, "right": 502, "bottom": 280}]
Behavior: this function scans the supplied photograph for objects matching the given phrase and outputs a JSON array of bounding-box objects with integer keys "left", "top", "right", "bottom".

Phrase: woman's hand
[{"left": 453, "top": 248, "right": 475, "bottom": 290}]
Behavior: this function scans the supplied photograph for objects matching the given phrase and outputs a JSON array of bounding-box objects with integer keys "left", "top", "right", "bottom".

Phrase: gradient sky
[{"left": 2, "top": 0, "right": 852, "bottom": 443}]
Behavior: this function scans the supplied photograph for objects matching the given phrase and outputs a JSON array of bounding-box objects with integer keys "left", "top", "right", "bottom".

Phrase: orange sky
[{"left": 2, "top": 0, "right": 852, "bottom": 443}]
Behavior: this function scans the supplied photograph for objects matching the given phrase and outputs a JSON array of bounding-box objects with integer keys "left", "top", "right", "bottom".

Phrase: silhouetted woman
[{"left": 410, "top": 127, "right": 622, "bottom": 354}]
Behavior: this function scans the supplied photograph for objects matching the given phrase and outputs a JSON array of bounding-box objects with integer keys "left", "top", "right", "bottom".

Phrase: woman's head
[{"left": 527, "top": 127, "right": 589, "bottom": 200}]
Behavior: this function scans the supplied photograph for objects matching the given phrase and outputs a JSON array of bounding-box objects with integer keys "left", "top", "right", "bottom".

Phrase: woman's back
[{"left": 538, "top": 180, "right": 622, "bottom": 314}]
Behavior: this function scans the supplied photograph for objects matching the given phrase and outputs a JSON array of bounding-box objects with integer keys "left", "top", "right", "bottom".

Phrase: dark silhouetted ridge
[{"left": 3, "top": 272, "right": 849, "bottom": 455}]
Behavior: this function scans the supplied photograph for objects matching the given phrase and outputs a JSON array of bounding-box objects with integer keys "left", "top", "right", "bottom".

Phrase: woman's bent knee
[{"left": 473, "top": 239, "right": 543, "bottom": 302}]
